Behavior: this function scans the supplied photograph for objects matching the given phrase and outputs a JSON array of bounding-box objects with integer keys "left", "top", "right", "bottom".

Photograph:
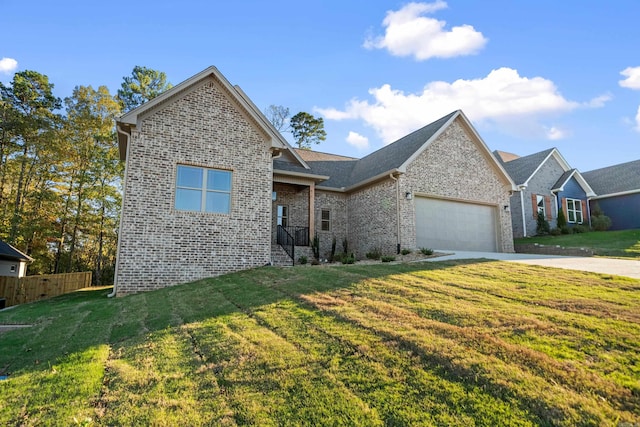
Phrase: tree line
[
  {"left": 0, "top": 66, "right": 170, "bottom": 284},
  {"left": 0, "top": 66, "right": 324, "bottom": 285}
]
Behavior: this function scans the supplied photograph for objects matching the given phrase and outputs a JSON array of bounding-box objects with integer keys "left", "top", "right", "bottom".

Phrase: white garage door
[{"left": 415, "top": 197, "right": 498, "bottom": 251}]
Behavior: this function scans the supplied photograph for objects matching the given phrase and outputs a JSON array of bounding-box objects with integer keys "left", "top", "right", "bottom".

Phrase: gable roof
[
  {"left": 274, "top": 110, "right": 515, "bottom": 192},
  {"left": 583, "top": 159, "right": 640, "bottom": 197},
  {"left": 0, "top": 240, "right": 32, "bottom": 262},
  {"left": 497, "top": 148, "right": 557, "bottom": 185},
  {"left": 115, "top": 66, "right": 308, "bottom": 170},
  {"left": 494, "top": 150, "right": 520, "bottom": 162},
  {"left": 551, "top": 169, "right": 596, "bottom": 197}
]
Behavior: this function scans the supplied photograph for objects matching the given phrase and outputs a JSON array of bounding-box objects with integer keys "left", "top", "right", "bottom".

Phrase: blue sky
[{"left": 2, "top": 0, "right": 640, "bottom": 171}]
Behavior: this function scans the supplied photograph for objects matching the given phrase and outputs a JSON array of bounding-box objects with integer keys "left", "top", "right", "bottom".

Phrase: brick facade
[{"left": 116, "top": 78, "right": 272, "bottom": 295}]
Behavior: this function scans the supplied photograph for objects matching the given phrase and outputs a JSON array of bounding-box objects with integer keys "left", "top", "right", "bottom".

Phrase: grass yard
[
  {"left": 1, "top": 260, "right": 639, "bottom": 426},
  {"left": 515, "top": 229, "right": 640, "bottom": 259}
]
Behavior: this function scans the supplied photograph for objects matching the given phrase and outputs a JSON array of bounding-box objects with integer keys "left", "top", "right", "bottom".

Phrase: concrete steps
[{"left": 271, "top": 244, "right": 315, "bottom": 266}]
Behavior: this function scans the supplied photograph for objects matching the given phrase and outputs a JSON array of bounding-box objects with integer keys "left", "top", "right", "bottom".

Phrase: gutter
[{"left": 109, "top": 124, "right": 131, "bottom": 298}]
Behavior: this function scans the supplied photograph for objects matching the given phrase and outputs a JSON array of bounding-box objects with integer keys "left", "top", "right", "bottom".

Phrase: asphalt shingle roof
[
  {"left": 582, "top": 159, "right": 640, "bottom": 195},
  {"left": 497, "top": 148, "right": 556, "bottom": 185},
  {"left": 0, "top": 240, "right": 31, "bottom": 262},
  {"left": 274, "top": 111, "right": 458, "bottom": 189},
  {"left": 552, "top": 169, "right": 577, "bottom": 190}
]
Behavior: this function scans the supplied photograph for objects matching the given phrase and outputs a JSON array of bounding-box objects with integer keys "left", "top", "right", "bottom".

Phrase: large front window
[
  {"left": 175, "top": 165, "right": 231, "bottom": 213},
  {"left": 566, "top": 198, "right": 583, "bottom": 223}
]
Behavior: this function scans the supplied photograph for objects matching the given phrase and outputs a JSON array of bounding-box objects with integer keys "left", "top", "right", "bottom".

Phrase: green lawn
[
  {"left": 515, "top": 229, "right": 640, "bottom": 259},
  {"left": 1, "top": 261, "right": 639, "bottom": 426}
]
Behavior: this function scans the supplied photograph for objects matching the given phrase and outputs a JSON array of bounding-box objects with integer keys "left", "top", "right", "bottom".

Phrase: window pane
[
  {"left": 207, "top": 170, "right": 231, "bottom": 191},
  {"left": 206, "top": 192, "right": 230, "bottom": 213},
  {"left": 176, "top": 188, "right": 202, "bottom": 211},
  {"left": 568, "top": 210, "right": 575, "bottom": 222},
  {"left": 177, "top": 166, "right": 203, "bottom": 188},
  {"left": 567, "top": 199, "right": 574, "bottom": 210},
  {"left": 321, "top": 210, "right": 330, "bottom": 220},
  {"left": 537, "top": 196, "right": 544, "bottom": 208}
]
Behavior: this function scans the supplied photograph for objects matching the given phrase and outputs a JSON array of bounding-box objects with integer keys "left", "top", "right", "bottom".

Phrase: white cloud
[
  {"left": 346, "top": 131, "right": 370, "bottom": 150},
  {"left": 619, "top": 66, "right": 640, "bottom": 89},
  {"left": 364, "top": 1, "right": 487, "bottom": 60},
  {"left": 0, "top": 57, "right": 18, "bottom": 74},
  {"left": 317, "top": 67, "right": 607, "bottom": 143},
  {"left": 545, "top": 126, "right": 568, "bottom": 140}
]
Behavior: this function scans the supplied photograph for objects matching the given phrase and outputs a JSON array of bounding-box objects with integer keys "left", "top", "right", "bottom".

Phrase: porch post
[{"left": 309, "top": 183, "right": 315, "bottom": 239}]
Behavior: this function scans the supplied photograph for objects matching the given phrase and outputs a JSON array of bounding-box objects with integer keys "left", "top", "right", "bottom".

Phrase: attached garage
[{"left": 415, "top": 197, "right": 498, "bottom": 251}]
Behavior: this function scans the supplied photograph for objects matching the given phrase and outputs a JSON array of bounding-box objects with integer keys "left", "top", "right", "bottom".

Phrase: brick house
[
  {"left": 495, "top": 148, "right": 595, "bottom": 237},
  {"left": 114, "top": 66, "right": 516, "bottom": 295}
]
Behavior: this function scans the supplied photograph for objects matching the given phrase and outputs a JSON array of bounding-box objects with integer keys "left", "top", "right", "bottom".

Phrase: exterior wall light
[{"left": 405, "top": 192, "right": 413, "bottom": 200}]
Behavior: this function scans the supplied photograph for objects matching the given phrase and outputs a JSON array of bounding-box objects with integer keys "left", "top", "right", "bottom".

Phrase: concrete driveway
[{"left": 425, "top": 250, "right": 640, "bottom": 280}]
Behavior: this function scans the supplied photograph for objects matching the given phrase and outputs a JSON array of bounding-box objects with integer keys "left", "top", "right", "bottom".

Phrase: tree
[
  {"left": 264, "top": 105, "right": 290, "bottom": 132},
  {"left": 289, "top": 111, "right": 326, "bottom": 149},
  {"left": 117, "top": 66, "right": 172, "bottom": 113}
]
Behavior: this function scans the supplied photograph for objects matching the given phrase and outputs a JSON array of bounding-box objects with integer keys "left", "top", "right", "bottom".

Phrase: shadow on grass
[{"left": 0, "top": 259, "right": 485, "bottom": 378}]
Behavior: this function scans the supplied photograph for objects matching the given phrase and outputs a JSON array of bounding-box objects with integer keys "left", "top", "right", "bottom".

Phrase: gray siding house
[
  {"left": 114, "top": 66, "right": 516, "bottom": 295},
  {"left": 495, "top": 148, "right": 595, "bottom": 237}
]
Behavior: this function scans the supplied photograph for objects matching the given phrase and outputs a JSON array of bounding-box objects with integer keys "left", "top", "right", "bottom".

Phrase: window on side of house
[
  {"left": 566, "top": 198, "right": 583, "bottom": 223},
  {"left": 536, "top": 195, "right": 546, "bottom": 218},
  {"left": 10, "top": 265, "right": 16, "bottom": 273},
  {"left": 321, "top": 209, "right": 331, "bottom": 231},
  {"left": 277, "top": 205, "right": 288, "bottom": 227},
  {"left": 175, "top": 165, "right": 232, "bottom": 214}
]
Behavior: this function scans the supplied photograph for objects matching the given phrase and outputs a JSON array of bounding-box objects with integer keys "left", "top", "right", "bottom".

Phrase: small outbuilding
[{"left": 0, "top": 240, "right": 32, "bottom": 278}]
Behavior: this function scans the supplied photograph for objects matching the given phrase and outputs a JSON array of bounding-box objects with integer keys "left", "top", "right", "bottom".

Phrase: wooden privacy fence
[{"left": 0, "top": 272, "right": 93, "bottom": 308}]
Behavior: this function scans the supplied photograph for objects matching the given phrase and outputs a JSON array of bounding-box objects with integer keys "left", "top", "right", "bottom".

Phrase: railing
[
  {"left": 277, "top": 225, "right": 295, "bottom": 266},
  {"left": 285, "top": 226, "right": 310, "bottom": 246}
]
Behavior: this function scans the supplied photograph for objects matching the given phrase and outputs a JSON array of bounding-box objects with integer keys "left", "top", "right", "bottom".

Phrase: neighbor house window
[
  {"left": 10, "top": 265, "right": 16, "bottom": 273},
  {"left": 277, "top": 205, "right": 288, "bottom": 227},
  {"left": 175, "top": 165, "right": 231, "bottom": 214},
  {"left": 566, "top": 198, "right": 583, "bottom": 223},
  {"left": 536, "top": 195, "right": 546, "bottom": 218},
  {"left": 321, "top": 209, "right": 331, "bottom": 231}
]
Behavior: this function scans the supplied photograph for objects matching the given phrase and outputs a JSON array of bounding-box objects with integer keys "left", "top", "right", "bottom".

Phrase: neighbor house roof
[
  {"left": 583, "top": 159, "right": 640, "bottom": 197},
  {"left": 496, "top": 148, "right": 558, "bottom": 185},
  {"left": 551, "top": 169, "right": 596, "bottom": 197},
  {"left": 0, "top": 240, "right": 33, "bottom": 262},
  {"left": 494, "top": 150, "right": 520, "bottom": 163},
  {"left": 275, "top": 110, "right": 515, "bottom": 192}
]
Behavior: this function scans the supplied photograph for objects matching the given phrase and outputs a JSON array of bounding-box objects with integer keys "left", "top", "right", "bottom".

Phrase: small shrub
[
  {"left": 549, "top": 228, "right": 561, "bottom": 236},
  {"left": 572, "top": 224, "right": 589, "bottom": 234},
  {"left": 342, "top": 238, "right": 349, "bottom": 255},
  {"left": 311, "top": 259, "right": 320, "bottom": 265},
  {"left": 297, "top": 255, "right": 308, "bottom": 265},
  {"left": 401, "top": 248, "right": 412, "bottom": 255},
  {"left": 312, "top": 233, "right": 320, "bottom": 259},
  {"left": 556, "top": 208, "right": 567, "bottom": 229},
  {"left": 420, "top": 247, "right": 434, "bottom": 256},
  {"left": 536, "top": 212, "right": 550, "bottom": 235},
  {"left": 366, "top": 248, "right": 382, "bottom": 260},
  {"left": 381, "top": 255, "right": 396, "bottom": 263},
  {"left": 590, "top": 203, "right": 612, "bottom": 231},
  {"left": 560, "top": 226, "right": 570, "bottom": 235},
  {"left": 330, "top": 237, "right": 337, "bottom": 262},
  {"left": 341, "top": 254, "right": 355, "bottom": 264}
]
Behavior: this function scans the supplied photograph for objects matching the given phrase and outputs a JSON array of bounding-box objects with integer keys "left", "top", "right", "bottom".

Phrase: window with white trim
[
  {"left": 175, "top": 165, "right": 231, "bottom": 214},
  {"left": 536, "top": 195, "right": 546, "bottom": 218},
  {"left": 320, "top": 209, "right": 331, "bottom": 231},
  {"left": 566, "top": 198, "right": 583, "bottom": 223}
]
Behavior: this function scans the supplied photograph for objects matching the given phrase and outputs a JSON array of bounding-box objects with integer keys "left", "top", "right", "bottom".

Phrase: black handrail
[
  {"left": 286, "top": 226, "right": 309, "bottom": 246},
  {"left": 277, "top": 225, "right": 295, "bottom": 266}
]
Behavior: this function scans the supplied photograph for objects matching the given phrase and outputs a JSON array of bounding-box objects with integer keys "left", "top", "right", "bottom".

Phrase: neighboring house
[
  {"left": 495, "top": 148, "right": 595, "bottom": 237},
  {"left": 0, "top": 240, "right": 32, "bottom": 277},
  {"left": 114, "top": 66, "right": 516, "bottom": 295},
  {"left": 583, "top": 159, "right": 640, "bottom": 230}
]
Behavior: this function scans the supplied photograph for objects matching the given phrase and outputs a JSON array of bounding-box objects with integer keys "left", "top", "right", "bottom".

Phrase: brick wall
[
  {"left": 314, "top": 190, "right": 348, "bottom": 259},
  {"left": 400, "top": 119, "right": 514, "bottom": 252},
  {"left": 116, "top": 78, "right": 272, "bottom": 295}
]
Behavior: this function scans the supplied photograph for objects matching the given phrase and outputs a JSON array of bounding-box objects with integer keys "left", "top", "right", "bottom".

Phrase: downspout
[
  {"left": 109, "top": 124, "right": 131, "bottom": 298},
  {"left": 587, "top": 197, "right": 592, "bottom": 228},
  {"left": 519, "top": 186, "right": 527, "bottom": 237},
  {"left": 552, "top": 192, "right": 559, "bottom": 228},
  {"left": 390, "top": 173, "right": 401, "bottom": 254}
]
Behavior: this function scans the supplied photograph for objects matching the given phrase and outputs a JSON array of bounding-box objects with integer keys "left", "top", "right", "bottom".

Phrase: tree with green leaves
[
  {"left": 117, "top": 66, "right": 172, "bottom": 113},
  {"left": 289, "top": 111, "right": 326, "bottom": 149}
]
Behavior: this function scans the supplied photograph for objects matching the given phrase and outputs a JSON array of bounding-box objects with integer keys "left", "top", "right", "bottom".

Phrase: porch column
[{"left": 309, "top": 183, "right": 315, "bottom": 239}]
